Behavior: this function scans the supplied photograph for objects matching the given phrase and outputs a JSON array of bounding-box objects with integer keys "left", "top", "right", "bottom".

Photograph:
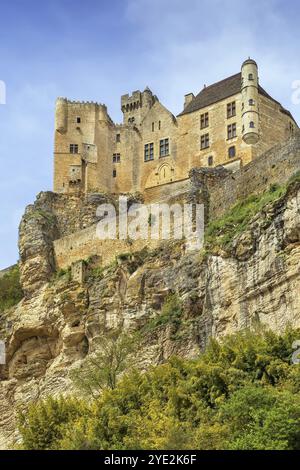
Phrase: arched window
[
  {"left": 228, "top": 146, "right": 236, "bottom": 159},
  {"left": 208, "top": 156, "right": 213, "bottom": 167},
  {"left": 250, "top": 121, "right": 255, "bottom": 128}
]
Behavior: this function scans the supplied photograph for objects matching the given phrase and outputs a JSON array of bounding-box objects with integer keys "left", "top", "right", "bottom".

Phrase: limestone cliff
[{"left": 0, "top": 179, "right": 300, "bottom": 449}]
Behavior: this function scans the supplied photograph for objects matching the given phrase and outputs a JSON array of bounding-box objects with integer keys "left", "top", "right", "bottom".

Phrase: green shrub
[
  {"left": 18, "top": 327, "right": 300, "bottom": 450},
  {"left": 143, "top": 293, "right": 183, "bottom": 334},
  {"left": 205, "top": 183, "right": 287, "bottom": 251},
  {"left": 0, "top": 265, "right": 23, "bottom": 311}
]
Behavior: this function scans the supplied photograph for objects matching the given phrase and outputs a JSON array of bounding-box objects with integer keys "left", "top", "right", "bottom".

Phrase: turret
[
  {"left": 241, "top": 58, "right": 259, "bottom": 145},
  {"left": 55, "top": 97, "right": 68, "bottom": 134},
  {"left": 121, "top": 88, "right": 156, "bottom": 126}
]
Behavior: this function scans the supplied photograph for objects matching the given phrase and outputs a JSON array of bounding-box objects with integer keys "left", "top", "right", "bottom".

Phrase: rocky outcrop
[{"left": 0, "top": 182, "right": 299, "bottom": 449}]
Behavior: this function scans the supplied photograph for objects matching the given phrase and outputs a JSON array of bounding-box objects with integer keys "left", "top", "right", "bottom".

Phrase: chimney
[{"left": 184, "top": 93, "right": 194, "bottom": 109}]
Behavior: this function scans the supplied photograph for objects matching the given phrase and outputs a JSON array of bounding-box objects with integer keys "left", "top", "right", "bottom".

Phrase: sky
[{"left": 0, "top": 0, "right": 300, "bottom": 269}]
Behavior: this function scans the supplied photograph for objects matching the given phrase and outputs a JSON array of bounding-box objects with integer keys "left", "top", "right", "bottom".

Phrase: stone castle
[{"left": 54, "top": 58, "right": 297, "bottom": 197}]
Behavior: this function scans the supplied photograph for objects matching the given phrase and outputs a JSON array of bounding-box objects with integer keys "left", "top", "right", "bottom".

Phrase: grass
[
  {"left": 204, "top": 181, "right": 290, "bottom": 253},
  {"left": 0, "top": 265, "right": 23, "bottom": 311}
]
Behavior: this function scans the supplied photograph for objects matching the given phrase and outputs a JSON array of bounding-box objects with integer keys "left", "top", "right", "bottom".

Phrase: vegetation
[
  {"left": 70, "top": 330, "right": 139, "bottom": 398},
  {"left": 0, "top": 265, "right": 23, "bottom": 311},
  {"left": 205, "top": 183, "right": 286, "bottom": 252},
  {"left": 143, "top": 293, "right": 183, "bottom": 336},
  {"left": 18, "top": 327, "right": 300, "bottom": 450},
  {"left": 205, "top": 171, "right": 300, "bottom": 253}
]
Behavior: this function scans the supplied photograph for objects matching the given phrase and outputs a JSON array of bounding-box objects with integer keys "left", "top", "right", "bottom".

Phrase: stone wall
[
  {"left": 191, "top": 133, "right": 300, "bottom": 220},
  {"left": 53, "top": 223, "right": 157, "bottom": 270}
]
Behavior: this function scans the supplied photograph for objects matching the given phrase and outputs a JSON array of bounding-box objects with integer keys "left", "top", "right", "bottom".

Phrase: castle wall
[
  {"left": 177, "top": 93, "right": 253, "bottom": 171},
  {"left": 194, "top": 134, "right": 300, "bottom": 220},
  {"left": 138, "top": 102, "right": 180, "bottom": 190},
  {"left": 53, "top": 222, "right": 158, "bottom": 270},
  {"left": 252, "top": 94, "right": 296, "bottom": 159},
  {"left": 110, "top": 125, "right": 140, "bottom": 193},
  {"left": 50, "top": 134, "right": 300, "bottom": 271}
]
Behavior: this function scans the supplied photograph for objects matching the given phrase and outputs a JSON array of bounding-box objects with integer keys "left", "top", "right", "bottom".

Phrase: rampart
[{"left": 191, "top": 133, "right": 300, "bottom": 220}]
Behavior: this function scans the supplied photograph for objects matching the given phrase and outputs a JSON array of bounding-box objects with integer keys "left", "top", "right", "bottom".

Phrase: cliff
[{"left": 0, "top": 171, "right": 299, "bottom": 448}]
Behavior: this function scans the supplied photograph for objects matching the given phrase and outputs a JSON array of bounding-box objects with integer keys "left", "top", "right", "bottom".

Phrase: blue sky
[{"left": 0, "top": 0, "right": 300, "bottom": 269}]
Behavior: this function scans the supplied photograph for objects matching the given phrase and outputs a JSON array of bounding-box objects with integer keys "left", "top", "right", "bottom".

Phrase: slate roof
[{"left": 178, "top": 72, "right": 296, "bottom": 122}]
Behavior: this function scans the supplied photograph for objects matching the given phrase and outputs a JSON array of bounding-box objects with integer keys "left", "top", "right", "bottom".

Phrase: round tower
[
  {"left": 241, "top": 58, "right": 259, "bottom": 144},
  {"left": 55, "top": 97, "right": 68, "bottom": 134}
]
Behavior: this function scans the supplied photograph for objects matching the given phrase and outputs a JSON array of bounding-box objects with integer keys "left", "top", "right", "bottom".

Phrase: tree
[{"left": 70, "top": 330, "right": 139, "bottom": 398}]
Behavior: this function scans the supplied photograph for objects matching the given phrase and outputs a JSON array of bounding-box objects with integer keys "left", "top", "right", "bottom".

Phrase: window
[
  {"left": 152, "top": 122, "right": 155, "bottom": 132},
  {"left": 249, "top": 99, "right": 255, "bottom": 106},
  {"left": 113, "top": 153, "right": 120, "bottom": 163},
  {"left": 227, "top": 101, "right": 236, "bottom": 118},
  {"left": 113, "top": 169, "right": 117, "bottom": 178},
  {"left": 250, "top": 121, "right": 255, "bottom": 128},
  {"left": 227, "top": 123, "right": 237, "bottom": 139},
  {"left": 228, "top": 146, "right": 236, "bottom": 159},
  {"left": 201, "top": 133, "right": 209, "bottom": 150},
  {"left": 70, "top": 144, "right": 79, "bottom": 154},
  {"left": 208, "top": 156, "right": 213, "bottom": 167},
  {"left": 76, "top": 117, "right": 81, "bottom": 124},
  {"left": 116, "top": 134, "right": 121, "bottom": 143},
  {"left": 159, "top": 138, "right": 170, "bottom": 157},
  {"left": 248, "top": 73, "right": 254, "bottom": 81},
  {"left": 158, "top": 121, "right": 161, "bottom": 130},
  {"left": 200, "top": 112, "right": 209, "bottom": 129},
  {"left": 290, "top": 122, "right": 295, "bottom": 135},
  {"left": 144, "top": 143, "right": 154, "bottom": 161}
]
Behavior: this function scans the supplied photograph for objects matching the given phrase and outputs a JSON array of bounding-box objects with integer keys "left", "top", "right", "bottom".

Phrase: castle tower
[
  {"left": 55, "top": 97, "right": 68, "bottom": 134},
  {"left": 121, "top": 87, "right": 156, "bottom": 126},
  {"left": 241, "top": 58, "right": 259, "bottom": 144}
]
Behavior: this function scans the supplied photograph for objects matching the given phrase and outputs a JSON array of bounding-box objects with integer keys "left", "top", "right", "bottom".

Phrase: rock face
[{"left": 0, "top": 183, "right": 300, "bottom": 449}]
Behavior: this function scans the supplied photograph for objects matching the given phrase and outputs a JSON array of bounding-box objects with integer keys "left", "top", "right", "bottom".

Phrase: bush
[
  {"left": 18, "top": 328, "right": 300, "bottom": 450},
  {"left": 205, "top": 183, "right": 287, "bottom": 251}
]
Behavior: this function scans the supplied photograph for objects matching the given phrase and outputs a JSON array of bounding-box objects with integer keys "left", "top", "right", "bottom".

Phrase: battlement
[
  {"left": 56, "top": 97, "right": 106, "bottom": 107},
  {"left": 121, "top": 87, "right": 157, "bottom": 125}
]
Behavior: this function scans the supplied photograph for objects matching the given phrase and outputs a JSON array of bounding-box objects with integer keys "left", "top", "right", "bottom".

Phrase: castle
[{"left": 54, "top": 58, "right": 297, "bottom": 197}]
